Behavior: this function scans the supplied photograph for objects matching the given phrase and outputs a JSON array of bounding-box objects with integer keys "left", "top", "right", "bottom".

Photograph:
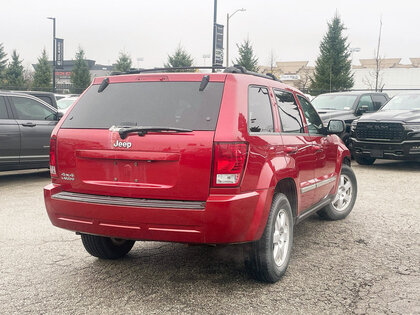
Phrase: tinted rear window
[{"left": 61, "top": 81, "right": 224, "bottom": 130}]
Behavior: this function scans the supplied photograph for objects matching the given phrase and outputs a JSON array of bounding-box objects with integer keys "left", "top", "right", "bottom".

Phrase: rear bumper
[
  {"left": 351, "top": 138, "right": 420, "bottom": 160},
  {"left": 44, "top": 184, "right": 273, "bottom": 244}
]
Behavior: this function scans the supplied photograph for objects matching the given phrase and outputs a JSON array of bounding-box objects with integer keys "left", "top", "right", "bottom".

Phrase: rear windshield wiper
[{"left": 118, "top": 126, "right": 193, "bottom": 139}]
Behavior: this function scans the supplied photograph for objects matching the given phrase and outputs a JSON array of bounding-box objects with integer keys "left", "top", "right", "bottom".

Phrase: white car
[{"left": 57, "top": 96, "right": 78, "bottom": 114}]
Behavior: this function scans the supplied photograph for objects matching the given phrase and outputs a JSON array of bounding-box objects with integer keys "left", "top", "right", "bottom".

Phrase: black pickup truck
[
  {"left": 312, "top": 91, "right": 389, "bottom": 148},
  {"left": 351, "top": 93, "right": 420, "bottom": 165}
]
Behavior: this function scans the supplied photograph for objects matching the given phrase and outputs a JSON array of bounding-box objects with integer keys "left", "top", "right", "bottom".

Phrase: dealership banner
[
  {"left": 56, "top": 38, "right": 64, "bottom": 69},
  {"left": 214, "top": 24, "right": 224, "bottom": 66}
]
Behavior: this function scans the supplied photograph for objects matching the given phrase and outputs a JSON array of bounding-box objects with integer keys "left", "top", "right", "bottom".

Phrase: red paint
[{"left": 44, "top": 73, "right": 350, "bottom": 244}]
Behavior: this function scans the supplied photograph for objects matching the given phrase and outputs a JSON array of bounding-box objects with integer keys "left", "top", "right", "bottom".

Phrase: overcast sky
[{"left": 1, "top": 0, "right": 420, "bottom": 70}]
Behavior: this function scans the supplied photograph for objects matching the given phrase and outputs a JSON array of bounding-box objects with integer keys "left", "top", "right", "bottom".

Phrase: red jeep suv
[{"left": 44, "top": 67, "right": 357, "bottom": 282}]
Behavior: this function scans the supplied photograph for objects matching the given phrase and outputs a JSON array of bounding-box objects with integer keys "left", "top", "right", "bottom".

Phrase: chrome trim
[
  {"left": 20, "top": 155, "right": 49, "bottom": 159},
  {"left": 52, "top": 191, "right": 206, "bottom": 210},
  {"left": 301, "top": 176, "right": 337, "bottom": 194}
]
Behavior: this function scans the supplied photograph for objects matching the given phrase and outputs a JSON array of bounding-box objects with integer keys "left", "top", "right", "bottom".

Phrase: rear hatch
[{"left": 55, "top": 74, "right": 226, "bottom": 201}]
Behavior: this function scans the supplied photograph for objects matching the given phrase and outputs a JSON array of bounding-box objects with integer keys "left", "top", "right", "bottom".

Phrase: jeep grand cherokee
[{"left": 44, "top": 67, "right": 357, "bottom": 283}]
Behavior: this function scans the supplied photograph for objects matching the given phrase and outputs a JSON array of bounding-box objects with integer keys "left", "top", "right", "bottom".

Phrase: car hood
[
  {"left": 318, "top": 109, "right": 356, "bottom": 122},
  {"left": 358, "top": 110, "right": 420, "bottom": 123}
]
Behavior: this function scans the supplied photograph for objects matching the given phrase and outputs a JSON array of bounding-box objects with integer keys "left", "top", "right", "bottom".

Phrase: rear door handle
[
  {"left": 284, "top": 146, "right": 298, "bottom": 154},
  {"left": 22, "top": 122, "right": 36, "bottom": 127}
]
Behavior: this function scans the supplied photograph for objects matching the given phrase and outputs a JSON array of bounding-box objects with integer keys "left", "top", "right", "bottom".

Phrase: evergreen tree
[
  {"left": 310, "top": 14, "right": 353, "bottom": 93},
  {"left": 114, "top": 52, "right": 132, "bottom": 72},
  {"left": 70, "top": 47, "right": 91, "bottom": 93},
  {"left": 4, "top": 50, "right": 25, "bottom": 90},
  {"left": 0, "top": 43, "right": 7, "bottom": 86},
  {"left": 164, "top": 45, "right": 194, "bottom": 72},
  {"left": 32, "top": 49, "right": 52, "bottom": 91},
  {"left": 234, "top": 39, "right": 259, "bottom": 72}
]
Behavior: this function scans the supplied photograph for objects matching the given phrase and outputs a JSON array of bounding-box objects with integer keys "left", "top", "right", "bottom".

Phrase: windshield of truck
[
  {"left": 381, "top": 94, "right": 420, "bottom": 110},
  {"left": 312, "top": 94, "right": 358, "bottom": 111},
  {"left": 61, "top": 81, "right": 225, "bottom": 130}
]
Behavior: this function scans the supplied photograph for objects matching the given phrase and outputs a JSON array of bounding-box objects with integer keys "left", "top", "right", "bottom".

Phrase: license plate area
[{"left": 370, "top": 149, "right": 383, "bottom": 158}]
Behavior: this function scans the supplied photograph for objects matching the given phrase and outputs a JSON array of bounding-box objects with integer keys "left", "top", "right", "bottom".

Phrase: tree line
[{"left": 0, "top": 13, "right": 357, "bottom": 94}]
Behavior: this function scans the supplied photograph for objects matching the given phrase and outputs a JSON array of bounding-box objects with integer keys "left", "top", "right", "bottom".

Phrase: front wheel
[
  {"left": 244, "top": 193, "right": 294, "bottom": 283},
  {"left": 318, "top": 164, "right": 357, "bottom": 220},
  {"left": 81, "top": 234, "right": 135, "bottom": 259}
]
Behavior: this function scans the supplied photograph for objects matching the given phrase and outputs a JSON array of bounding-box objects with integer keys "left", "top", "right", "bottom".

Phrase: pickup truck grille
[{"left": 355, "top": 122, "right": 405, "bottom": 141}]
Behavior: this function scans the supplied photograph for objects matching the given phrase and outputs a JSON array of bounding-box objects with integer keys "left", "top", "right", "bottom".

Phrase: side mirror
[
  {"left": 357, "top": 105, "right": 369, "bottom": 114},
  {"left": 327, "top": 119, "right": 345, "bottom": 134},
  {"left": 55, "top": 111, "right": 64, "bottom": 121}
]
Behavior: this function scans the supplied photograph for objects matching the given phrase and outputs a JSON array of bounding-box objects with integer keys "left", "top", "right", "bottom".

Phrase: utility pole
[
  {"left": 211, "top": 0, "right": 217, "bottom": 72},
  {"left": 226, "top": 8, "right": 246, "bottom": 67},
  {"left": 47, "top": 17, "right": 56, "bottom": 93}
]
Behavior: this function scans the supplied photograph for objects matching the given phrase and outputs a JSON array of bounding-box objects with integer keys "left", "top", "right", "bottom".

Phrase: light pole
[
  {"left": 226, "top": 8, "right": 246, "bottom": 67},
  {"left": 47, "top": 17, "right": 56, "bottom": 93}
]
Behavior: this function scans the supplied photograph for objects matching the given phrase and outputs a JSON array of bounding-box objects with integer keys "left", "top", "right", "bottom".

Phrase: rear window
[{"left": 61, "top": 81, "right": 225, "bottom": 130}]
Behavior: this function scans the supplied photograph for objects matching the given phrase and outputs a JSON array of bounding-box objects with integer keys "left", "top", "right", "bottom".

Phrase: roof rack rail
[
  {"left": 110, "top": 66, "right": 224, "bottom": 76},
  {"left": 224, "top": 65, "right": 282, "bottom": 82},
  {"left": 110, "top": 64, "right": 282, "bottom": 83}
]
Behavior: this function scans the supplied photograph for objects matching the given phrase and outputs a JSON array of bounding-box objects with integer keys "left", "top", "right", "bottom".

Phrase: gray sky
[{"left": 1, "top": 0, "right": 420, "bottom": 70}]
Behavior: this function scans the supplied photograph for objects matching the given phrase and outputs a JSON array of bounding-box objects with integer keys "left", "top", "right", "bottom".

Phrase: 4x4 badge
[{"left": 113, "top": 139, "right": 132, "bottom": 149}]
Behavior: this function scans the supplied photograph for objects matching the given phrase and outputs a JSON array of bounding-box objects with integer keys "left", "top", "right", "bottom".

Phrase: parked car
[
  {"left": 44, "top": 67, "right": 357, "bottom": 283},
  {"left": 312, "top": 91, "right": 389, "bottom": 147},
  {"left": 0, "top": 91, "right": 62, "bottom": 171},
  {"left": 351, "top": 93, "right": 420, "bottom": 165},
  {"left": 57, "top": 96, "right": 78, "bottom": 114},
  {"left": 14, "top": 91, "right": 58, "bottom": 109}
]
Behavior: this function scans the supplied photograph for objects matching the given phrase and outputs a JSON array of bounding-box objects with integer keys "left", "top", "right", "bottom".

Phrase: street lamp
[
  {"left": 47, "top": 17, "right": 56, "bottom": 93},
  {"left": 226, "top": 8, "right": 246, "bottom": 67}
]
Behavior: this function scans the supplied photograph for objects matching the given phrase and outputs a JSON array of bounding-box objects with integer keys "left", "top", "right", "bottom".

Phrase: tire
[
  {"left": 80, "top": 234, "right": 135, "bottom": 259},
  {"left": 317, "top": 164, "right": 357, "bottom": 220},
  {"left": 354, "top": 155, "right": 375, "bottom": 165},
  {"left": 244, "top": 193, "right": 294, "bottom": 283}
]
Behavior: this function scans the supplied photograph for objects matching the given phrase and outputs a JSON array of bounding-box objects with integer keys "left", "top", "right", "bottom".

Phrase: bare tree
[
  {"left": 268, "top": 50, "right": 276, "bottom": 73},
  {"left": 296, "top": 67, "right": 313, "bottom": 91},
  {"left": 363, "top": 17, "right": 385, "bottom": 91}
]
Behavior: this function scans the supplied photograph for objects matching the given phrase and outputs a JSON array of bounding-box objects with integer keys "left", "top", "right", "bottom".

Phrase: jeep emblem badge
[{"left": 113, "top": 139, "right": 132, "bottom": 149}]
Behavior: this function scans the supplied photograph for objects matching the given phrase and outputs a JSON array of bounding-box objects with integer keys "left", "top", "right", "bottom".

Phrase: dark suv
[
  {"left": 351, "top": 93, "right": 420, "bottom": 164},
  {"left": 44, "top": 67, "right": 357, "bottom": 282},
  {"left": 0, "top": 91, "right": 61, "bottom": 171},
  {"left": 312, "top": 91, "right": 389, "bottom": 147}
]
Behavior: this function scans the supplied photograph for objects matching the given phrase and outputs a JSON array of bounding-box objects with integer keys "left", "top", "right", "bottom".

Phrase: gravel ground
[{"left": 0, "top": 161, "right": 419, "bottom": 314}]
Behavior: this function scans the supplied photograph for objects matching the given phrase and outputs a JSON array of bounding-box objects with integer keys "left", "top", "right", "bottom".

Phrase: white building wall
[{"left": 353, "top": 67, "right": 420, "bottom": 96}]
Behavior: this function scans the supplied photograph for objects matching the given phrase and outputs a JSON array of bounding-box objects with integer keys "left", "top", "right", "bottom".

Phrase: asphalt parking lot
[{"left": 1, "top": 162, "right": 419, "bottom": 314}]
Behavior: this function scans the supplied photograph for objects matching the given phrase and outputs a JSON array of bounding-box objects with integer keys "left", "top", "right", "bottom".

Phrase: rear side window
[
  {"left": 248, "top": 86, "right": 274, "bottom": 133},
  {"left": 61, "top": 82, "right": 224, "bottom": 130},
  {"left": 274, "top": 90, "right": 304, "bottom": 133},
  {"left": 371, "top": 95, "right": 388, "bottom": 110},
  {"left": 0, "top": 97, "right": 8, "bottom": 119}
]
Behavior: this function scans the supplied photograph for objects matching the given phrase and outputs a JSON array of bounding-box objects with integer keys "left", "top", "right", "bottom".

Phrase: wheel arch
[{"left": 274, "top": 177, "right": 298, "bottom": 221}]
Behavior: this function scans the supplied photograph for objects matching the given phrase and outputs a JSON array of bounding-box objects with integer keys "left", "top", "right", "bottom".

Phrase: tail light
[
  {"left": 49, "top": 137, "right": 58, "bottom": 178},
  {"left": 212, "top": 142, "right": 248, "bottom": 187}
]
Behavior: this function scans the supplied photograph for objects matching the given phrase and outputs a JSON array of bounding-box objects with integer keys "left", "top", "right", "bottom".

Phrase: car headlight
[
  {"left": 350, "top": 120, "right": 358, "bottom": 131},
  {"left": 405, "top": 124, "right": 420, "bottom": 137},
  {"left": 405, "top": 124, "right": 420, "bottom": 131}
]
